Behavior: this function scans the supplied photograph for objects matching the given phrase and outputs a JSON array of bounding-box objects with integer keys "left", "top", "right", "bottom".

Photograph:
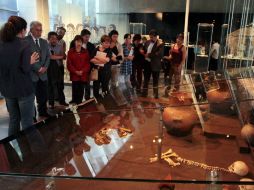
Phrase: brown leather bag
[{"left": 89, "top": 68, "right": 98, "bottom": 81}]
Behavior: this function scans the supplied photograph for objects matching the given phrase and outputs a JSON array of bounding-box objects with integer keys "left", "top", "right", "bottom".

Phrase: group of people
[{"left": 0, "top": 15, "right": 187, "bottom": 137}]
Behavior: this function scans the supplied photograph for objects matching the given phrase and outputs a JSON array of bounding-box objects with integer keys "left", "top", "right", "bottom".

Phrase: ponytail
[
  {"left": 0, "top": 22, "right": 16, "bottom": 42},
  {"left": 0, "top": 16, "right": 27, "bottom": 43}
]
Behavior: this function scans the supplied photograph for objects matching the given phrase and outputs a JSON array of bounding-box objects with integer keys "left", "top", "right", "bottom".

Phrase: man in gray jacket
[{"left": 25, "top": 21, "right": 50, "bottom": 117}]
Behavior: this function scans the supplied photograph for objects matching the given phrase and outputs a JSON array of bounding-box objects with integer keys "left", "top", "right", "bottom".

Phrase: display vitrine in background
[
  {"left": 194, "top": 23, "right": 214, "bottom": 73},
  {"left": 129, "top": 22, "right": 147, "bottom": 35}
]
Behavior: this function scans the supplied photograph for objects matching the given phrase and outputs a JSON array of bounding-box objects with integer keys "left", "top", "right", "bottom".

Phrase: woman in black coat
[{"left": 0, "top": 16, "right": 39, "bottom": 135}]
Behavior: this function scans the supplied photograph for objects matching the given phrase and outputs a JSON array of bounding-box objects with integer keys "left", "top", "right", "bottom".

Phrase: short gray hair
[{"left": 30, "top": 21, "right": 42, "bottom": 30}]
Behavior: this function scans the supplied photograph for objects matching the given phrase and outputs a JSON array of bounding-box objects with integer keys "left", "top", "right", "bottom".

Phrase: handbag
[{"left": 89, "top": 68, "right": 98, "bottom": 81}]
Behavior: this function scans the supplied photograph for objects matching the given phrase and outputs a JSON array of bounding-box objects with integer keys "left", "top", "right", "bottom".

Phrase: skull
[
  {"left": 241, "top": 124, "right": 254, "bottom": 146},
  {"left": 228, "top": 161, "right": 249, "bottom": 176},
  {"left": 239, "top": 178, "right": 254, "bottom": 190}
]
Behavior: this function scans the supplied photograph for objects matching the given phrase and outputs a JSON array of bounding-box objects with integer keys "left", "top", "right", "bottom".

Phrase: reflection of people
[
  {"left": 67, "top": 35, "right": 91, "bottom": 104},
  {"left": 164, "top": 33, "right": 186, "bottom": 95},
  {"left": 209, "top": 40, "right": 220, "bottom": 71},
  {"left": 26, "top": 21, "right": 50, "bottom": 118},
  {"left": 0, "top": 16, "right": 39, "bottom": 135},
  {"left": 107, "top": 24, "right": 116, "bottom": 34},
  {"left": 142, "top": 29, "right": 164, "bottom": 98}
]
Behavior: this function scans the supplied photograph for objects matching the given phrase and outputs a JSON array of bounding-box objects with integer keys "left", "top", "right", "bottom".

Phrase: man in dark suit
[
  {"left": 142, "top": 29, "right": 164, "bottom": 98},
  {"left": 25, "top": 21, "right": 50, "bottom": 117}
]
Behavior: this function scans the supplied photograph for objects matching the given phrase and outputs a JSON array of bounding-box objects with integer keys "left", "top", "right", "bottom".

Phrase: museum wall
[
  {"left": 0, "top": 0, "right": 49, "bottom": 36},
  {"left": 0, "top": 0, "right": 252, "bottom": 44}
]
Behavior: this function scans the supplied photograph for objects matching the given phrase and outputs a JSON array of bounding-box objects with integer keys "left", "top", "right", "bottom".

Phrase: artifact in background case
[
  {"left": 241, "top": 123, "right": 254, "bottom": 146},
  {"left": 194, "top": 23, "right": 214, "bottom": 73}
]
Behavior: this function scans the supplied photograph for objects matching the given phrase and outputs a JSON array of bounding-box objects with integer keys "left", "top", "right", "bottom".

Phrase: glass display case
[
  {"left": 129, "top": 22, "right": 147, "bottom": 35},
  {"left": 220, "top": 0, "right": 254, "bottom": 70},
  {"left": 194, "top": 23, "right": 214, "bottom": 73},
  {"left": 224, "top": 25, "right": 254, "bottom": 69},
  {"left": 1, "top": 74, "right": 254, "bottom": 190}
]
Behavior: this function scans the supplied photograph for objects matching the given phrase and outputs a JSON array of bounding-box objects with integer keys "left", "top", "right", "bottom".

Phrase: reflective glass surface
[{"left": 0, "top": 73, "right": 254, "bottom": 189}]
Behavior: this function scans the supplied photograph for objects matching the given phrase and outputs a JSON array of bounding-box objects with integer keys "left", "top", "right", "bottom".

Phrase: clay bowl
[{"left": 162, "top": 106, "right": 199, "bottom": 137}]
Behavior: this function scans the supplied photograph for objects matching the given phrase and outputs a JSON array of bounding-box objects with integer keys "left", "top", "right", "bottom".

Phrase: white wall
[
  {"left": 96, "top": 13, "right": 129, "bottom": 44},
  {"left": 17, "top": 0, "right": 37, "bottom": 27},
  {"left": 18, "top": 0, "right": 50, "bottom": 38}
]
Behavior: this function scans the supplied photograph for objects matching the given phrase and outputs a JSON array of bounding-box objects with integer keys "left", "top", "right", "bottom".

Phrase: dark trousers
[
  {"left": 5, "top": 94, "right": 35, "bottom": 136},
  {"left": 209, "top": 57, "right": 218, "bottom": 71},
  {"left": 168, "top": 64, "right": 182, "bottom": 91},
  {"left": 162, "top": 60, "right": 171, "bottom": 85},
  {"left": 48, "top": 63, "right": 66, "bottom": 106},
  {"left": 93, "top": 69, "right": 111, "bottom": 99},
  {"left": 72, "top": 81, "right": 90, "bottom": 104},
  {"left": 142, "top": 63, "right": 160, "bottom": 97},
  {"left": 59, "top": 65, "right": 65, "bottom": 101},
  {"left": 33, "top": 79, "right": 48, "bottom": 116},
  {"left": 131, "top": 63, "right": 143, "bottom": 92}
]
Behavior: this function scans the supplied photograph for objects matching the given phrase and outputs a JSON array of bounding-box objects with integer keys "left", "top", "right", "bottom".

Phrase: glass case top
[{"left": 0, "top": 72, "right": 254, "bottom": 186}]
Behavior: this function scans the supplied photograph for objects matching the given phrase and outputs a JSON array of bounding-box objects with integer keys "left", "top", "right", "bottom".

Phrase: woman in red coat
[{"left": 67, "top": 35, "right": 90, "bottom": 104}]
